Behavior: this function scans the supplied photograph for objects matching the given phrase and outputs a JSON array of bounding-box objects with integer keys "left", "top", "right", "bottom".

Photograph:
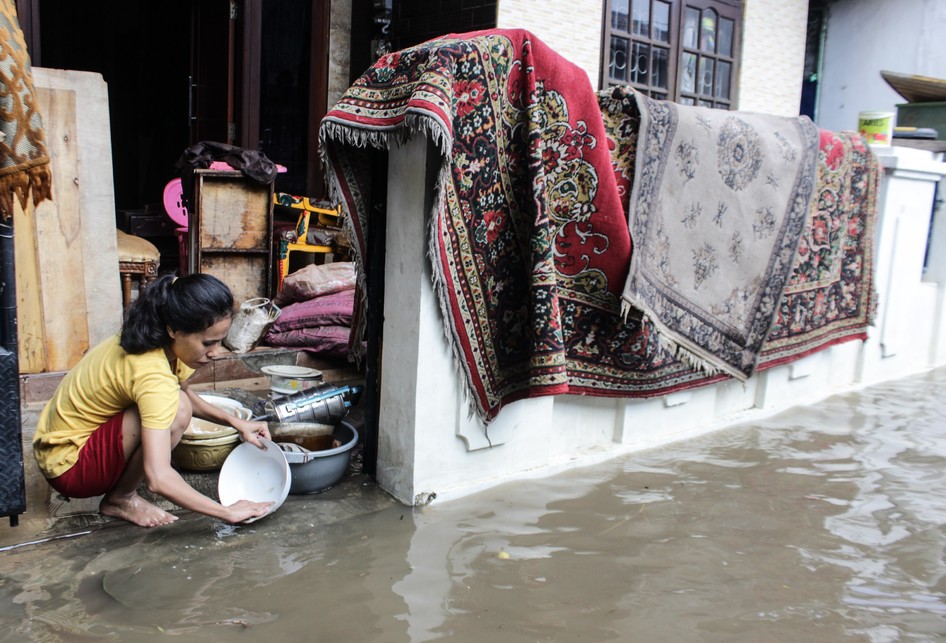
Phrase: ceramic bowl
[
  {"left": 171, "top": 395, "right": 253, "bottom": 471},
  {"left": 276, "top": 423, "right": 358, "bottom": 494},
  {"left": 217, "top": 438, "right": 291, "bottom": 522},
  {"left": 197, "top": 394, "right": 253, "bottom": 423}
]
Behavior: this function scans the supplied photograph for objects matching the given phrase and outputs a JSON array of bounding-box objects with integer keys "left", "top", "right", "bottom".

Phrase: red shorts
[{"left": 47, "top": 413, "right": 126, "bottom": 498}]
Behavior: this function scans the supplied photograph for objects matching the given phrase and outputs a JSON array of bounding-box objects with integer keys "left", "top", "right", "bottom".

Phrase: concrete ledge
[{"left": 20, "top": 345, "right": 365, "bottom": 405}]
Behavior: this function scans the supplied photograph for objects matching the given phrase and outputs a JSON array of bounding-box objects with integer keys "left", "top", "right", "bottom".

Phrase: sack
[
  {"left": 224, "top": 298, "right": 281, "bottom": 353},
  {"left": 273, "top": 261, "right": 356, "bottom": 306}
]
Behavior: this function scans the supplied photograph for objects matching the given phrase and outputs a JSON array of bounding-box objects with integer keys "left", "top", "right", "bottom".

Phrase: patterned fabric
[
  {"left": 322, "top": 29, "right": 635, "bottom": 421},
  {"left": 273, "top": 261, "right": 356, "bottom": 306},
  {"left": 614, "top": 88, "right": 820, "bottom": 379},
  {"left": 267, "top": 289, "right": 355, "bottom": 332},
  {"left": 320, "top": 30, "right": 880, "bottom": 423},
  {"left": 757, "top": 129, "right": 880, "bottom": 368},
  {"left": 0, "top": 0, "right": 51, "bottom": 218}
]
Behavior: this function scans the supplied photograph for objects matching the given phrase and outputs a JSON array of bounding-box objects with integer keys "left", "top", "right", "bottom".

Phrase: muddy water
[{"left": 3, "top": 368, "right": 946, "bottom": 641}]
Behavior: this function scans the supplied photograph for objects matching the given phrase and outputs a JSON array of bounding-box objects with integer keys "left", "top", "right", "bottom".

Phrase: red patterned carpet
[{"left": 320, "top": 29, "right": 880, "bottom": 423}]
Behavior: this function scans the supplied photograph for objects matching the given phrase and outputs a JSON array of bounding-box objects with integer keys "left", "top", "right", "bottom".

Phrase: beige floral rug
[{"left": 620, "top": 92, "right": 820, "bottom": 379}]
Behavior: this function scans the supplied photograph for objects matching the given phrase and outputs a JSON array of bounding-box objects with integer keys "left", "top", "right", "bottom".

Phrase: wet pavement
[{"left": 3, "top": 369, "right": 946, "bottom": 641}]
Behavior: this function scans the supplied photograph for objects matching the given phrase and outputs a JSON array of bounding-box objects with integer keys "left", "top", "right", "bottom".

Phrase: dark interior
[
  {"left": 36, "top": 0, "right": 313, "bottom": 214},
  {"left": 38, "top": 1, "right": 195, "bottom": 212}
]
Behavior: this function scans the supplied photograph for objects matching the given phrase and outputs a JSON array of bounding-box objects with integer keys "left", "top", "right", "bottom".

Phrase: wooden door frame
[
  {"left": 237, "top": 0, "right": 262, "bottom": 152},
  {"left": 307, "top": 0, "right": 330, "bottom": 196},
  {"left": 238, "top": 0, "right": 329, "bottom": 196},
  {"left": 15, "top": 0, "right": 41, "bottom": 63}
]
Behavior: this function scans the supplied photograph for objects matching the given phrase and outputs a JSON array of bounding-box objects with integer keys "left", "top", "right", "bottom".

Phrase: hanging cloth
[
  {"left": 0, "top": 0, "right": 52, "bottom": 219},
  {"left": 174, "top": 141, "right": 278, "bottom": 210}
]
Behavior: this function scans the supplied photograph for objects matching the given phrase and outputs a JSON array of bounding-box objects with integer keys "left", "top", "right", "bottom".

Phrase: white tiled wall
[
  {"left": 497, "top": 0, "right": 605, "bottom": 87},
  {"left": 496, "top": 0, "right": 808, "bottom": 115},
  {"left": 737, "top": 0, "right": 809, "bottom": 116}
]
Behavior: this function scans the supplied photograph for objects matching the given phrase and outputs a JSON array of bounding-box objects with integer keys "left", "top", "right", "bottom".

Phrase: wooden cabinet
[{"left": 188, "top": 169, "right": 275, "bottom": 306}]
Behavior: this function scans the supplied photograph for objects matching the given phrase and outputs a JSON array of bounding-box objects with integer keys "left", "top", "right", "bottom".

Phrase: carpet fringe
[
  {"left": 319, "top": 124, "right": 370, "bottom": 366},
  {"left": 426, "top": 163, "right": 491, "bottom": 425},
  {"left": 622, "top": 295, "right": 728, "bottom": 380},
  {"left": 320, "top": 113, "right": 487, "bottom": 424}
]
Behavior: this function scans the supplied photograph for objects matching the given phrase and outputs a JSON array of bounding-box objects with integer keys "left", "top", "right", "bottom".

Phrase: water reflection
[{"left": 4, "top": 369, "right": 946, "bottom": 641}]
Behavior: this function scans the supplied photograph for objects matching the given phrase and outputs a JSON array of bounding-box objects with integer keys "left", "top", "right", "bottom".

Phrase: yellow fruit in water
[{"left": 497, "top": 550, "right": 510, "bottom": 560}]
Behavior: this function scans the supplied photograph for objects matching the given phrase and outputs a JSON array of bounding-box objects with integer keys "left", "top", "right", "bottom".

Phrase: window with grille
[{"left": 603, "top": 0, "right": 742, "bottom": 109}]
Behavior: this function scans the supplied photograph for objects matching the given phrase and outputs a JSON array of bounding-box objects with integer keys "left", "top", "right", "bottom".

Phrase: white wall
[
  {"left": 817, "top": 0, "right": 946, "bottom": 133},
  {"left": 737, "top": 0, "right": 809, "bottom": 116},
  {"left": 378, "top": 136, "right": 946, "bottom": 506}
]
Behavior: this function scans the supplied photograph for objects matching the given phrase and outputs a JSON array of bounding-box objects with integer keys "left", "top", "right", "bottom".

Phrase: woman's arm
[
  {"left": 183, "top": 384, "right": 271, "bottom": 448},
  {"left": 140, "top": 426, "right": 272, "bottom": 523}
]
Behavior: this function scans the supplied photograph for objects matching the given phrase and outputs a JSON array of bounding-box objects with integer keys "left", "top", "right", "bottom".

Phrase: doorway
[{"left": 20, "top": 0, "right": 327, "bottom": 217}]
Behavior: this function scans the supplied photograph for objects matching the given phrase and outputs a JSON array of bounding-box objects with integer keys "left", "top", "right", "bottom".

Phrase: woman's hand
[
  {"left": 232, "top": 417, "right": 271, "bottom": 449},
  {"left": 224, "top": 499, "right": 274, "bottom": 524},
  {"left": 184, "top": 388, "right": 270, "bottom": 448},
  {"left": 185, "top": 387, "right": 270, "bottom": 449}
]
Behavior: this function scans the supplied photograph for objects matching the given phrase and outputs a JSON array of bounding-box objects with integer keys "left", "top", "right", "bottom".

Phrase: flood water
[{"left": 3, "top": 368, "right": 946, "bottom": 641}]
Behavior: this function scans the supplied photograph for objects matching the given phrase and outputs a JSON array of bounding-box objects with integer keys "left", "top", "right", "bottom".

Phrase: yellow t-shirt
[{"left": 33, "top": 334, "right": 195, "bottom": 479}]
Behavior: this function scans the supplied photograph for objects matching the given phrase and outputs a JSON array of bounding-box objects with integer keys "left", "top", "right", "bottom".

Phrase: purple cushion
[
  {"left": 263, "top": 325, "right": 352, "bottom": 358},
  {"left": 270, "top": 289, "right": 354, "bottom": 332}
]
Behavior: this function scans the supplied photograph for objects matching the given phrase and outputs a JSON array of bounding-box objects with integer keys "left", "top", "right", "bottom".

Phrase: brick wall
[
  {"left": 384, "top": 0, "right": 806, "bottom": 115},
  {"left": 738, "top": 0, "right": 808, "bottom": 116},
  {"left": 496, "top": 0, "right": 604, "bottom": 88}
]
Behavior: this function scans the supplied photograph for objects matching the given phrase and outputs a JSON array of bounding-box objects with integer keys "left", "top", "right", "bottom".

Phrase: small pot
[
  {"left": 172, "top": 432, "right": 241, "bottom": 471},
  {"left": 261, "top": 365, "right": 323, "bottom": 395}
]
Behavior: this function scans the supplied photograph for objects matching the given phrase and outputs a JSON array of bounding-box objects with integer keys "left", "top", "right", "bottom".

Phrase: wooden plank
[
  {"left": 200, "top": 254, "right": 270, "bottom": 307},
  {"left": 13, "top": 199, "right": 47, "bottom": 374},
  {"left": 15, "top": 69, "right": 123, "bottom": 374},
  {"left": 31, "top": 86, "right": 89, "bottom": 371},
  {"left": 196, "top": 173, "right": 271, "bottom": 249},
  {"left": 32, "top": 69, "right": 122, "bottom": 348}
]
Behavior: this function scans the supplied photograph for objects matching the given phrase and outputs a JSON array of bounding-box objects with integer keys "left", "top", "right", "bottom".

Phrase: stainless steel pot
[{"left": 255, "top": 384, "right": 362, "bottom": 425}]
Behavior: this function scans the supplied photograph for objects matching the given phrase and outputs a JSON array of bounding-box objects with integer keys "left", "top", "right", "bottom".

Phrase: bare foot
[{"left": 100, "top": 492, "right": 178, "bottom": 527}]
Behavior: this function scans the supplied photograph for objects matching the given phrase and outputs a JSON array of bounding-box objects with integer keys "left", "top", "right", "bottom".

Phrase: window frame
[{"left": 601, "top": 0, "right": 743, "bottom": 109}]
